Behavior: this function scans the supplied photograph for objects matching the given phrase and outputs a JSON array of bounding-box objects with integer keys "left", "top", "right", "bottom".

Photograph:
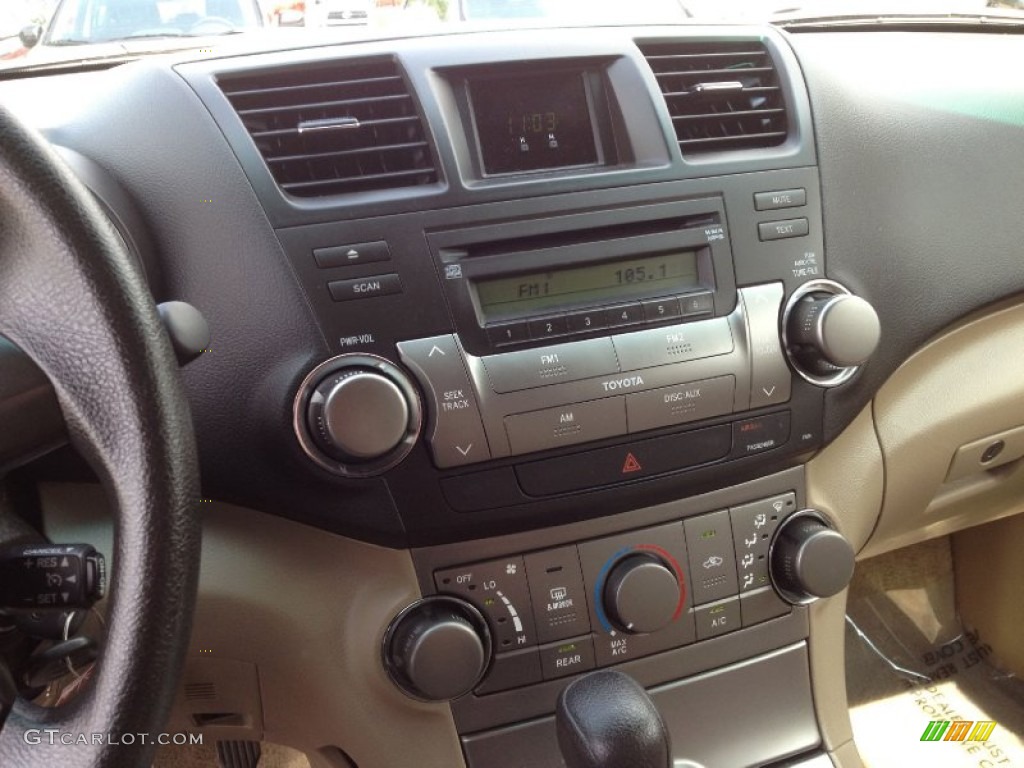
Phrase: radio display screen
[
  {"left": 474, "top": 251, "right": 701, "bottom": 322},
  {"left": 470, "top": 71, "right": 599, "bottom": 175}
]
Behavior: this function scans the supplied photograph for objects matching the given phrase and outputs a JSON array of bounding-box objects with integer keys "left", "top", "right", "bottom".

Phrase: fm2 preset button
[
  {"left": 435, "top": 556, "right": 537, "bottom": 652},
  {"left": 683, "top": 511, "right": 739, "bottom": 605},
  {"left": 524, "top": 547, "right": 592, "bottom": 644},
  {"left": 612, "top": 317, "right": 733, "bottom": 372},
  {"left": 396, "top": 335, "right": 491, "bottom": 468}
]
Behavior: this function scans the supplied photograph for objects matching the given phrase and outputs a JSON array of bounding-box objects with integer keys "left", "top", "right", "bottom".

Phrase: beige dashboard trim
[{"left": 40, "top": 483, "right": 465, "bottom": 768}]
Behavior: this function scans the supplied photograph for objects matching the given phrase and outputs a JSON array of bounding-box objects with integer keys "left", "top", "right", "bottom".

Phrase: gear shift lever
[{"left": 555, "top": 670, "right": 670, "bottom": 768}]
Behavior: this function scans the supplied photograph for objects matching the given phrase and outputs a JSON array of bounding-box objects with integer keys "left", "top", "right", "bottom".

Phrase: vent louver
[
  {"left": 218, "top": 59, "right": 438, "bottom": 197},
  {"left": 638, "top": 40, "right": 788, "bottom": 155}
]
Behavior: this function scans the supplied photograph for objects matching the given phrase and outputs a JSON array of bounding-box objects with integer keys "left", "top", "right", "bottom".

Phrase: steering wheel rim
[{"left": 0, "top": 104, "right": 200, "bottom": 765}]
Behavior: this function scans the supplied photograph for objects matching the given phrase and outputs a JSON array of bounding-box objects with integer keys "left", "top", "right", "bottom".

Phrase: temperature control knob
[
  {"left": 784, "top": 281, "right": 880, "bottom": 385},
  {"left": 383, "top": 596, "right": 491, "bottom": 702},
  {"left": 603, "top": 553, "right": 681, "bottom": 634},
  {"left": 770, "top": 511, "right": 855, "bottom": 605},
  {"left": 296, "top": 354, "right": 422, "bottom": 477}
]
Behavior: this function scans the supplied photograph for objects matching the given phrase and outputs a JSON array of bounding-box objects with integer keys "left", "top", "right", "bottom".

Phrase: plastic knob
[
  {"left": 770, "top": 512, "right": 855, "bottom": 604},
  {"left": 787, "top": 293, "right": 880, "bottom": 377},
  {"left": 603, "top": 554, "right": 681, "bottom": 635},
  {"left": 383, "top": 596, "right": 491, "bottom": 702},
  {"left": 308, "top": 369, "right": 411, "bottom": 461}
]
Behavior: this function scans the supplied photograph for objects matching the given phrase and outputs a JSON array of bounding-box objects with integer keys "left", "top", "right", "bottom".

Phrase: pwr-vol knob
[{"left": 294, "top": 354, "right": 422, "bottom": 477}]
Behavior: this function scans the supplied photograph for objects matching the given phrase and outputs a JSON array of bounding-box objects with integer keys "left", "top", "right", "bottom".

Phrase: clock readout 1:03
[{"left": 475, "top": 251, "right": 700, "bottom": 320}]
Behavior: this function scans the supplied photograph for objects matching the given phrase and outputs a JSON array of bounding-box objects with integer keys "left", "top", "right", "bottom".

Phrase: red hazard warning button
[{"left": 622, "top": 453, "right": 642, "bottom": 474}]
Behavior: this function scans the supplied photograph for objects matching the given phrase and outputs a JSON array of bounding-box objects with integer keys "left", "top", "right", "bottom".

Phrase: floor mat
[{"left": 845, "top": 536, "right": 1024, "bottom": 767}]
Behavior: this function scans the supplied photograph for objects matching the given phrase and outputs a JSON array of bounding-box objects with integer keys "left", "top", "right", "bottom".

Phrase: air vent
[
  {"left": 218, "top": 59, "right": 438, "bottom": 197},
  {"left": 638, "top": 40, "right": 788, "bottom": 155},
  {"left": 184, "top": 682, "right": 217, "bottom": 701}
]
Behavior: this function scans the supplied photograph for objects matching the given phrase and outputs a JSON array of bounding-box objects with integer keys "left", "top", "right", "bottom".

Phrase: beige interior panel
[
  {"left": 39, "top": 483, "right": 465, "bottom": 768},
  {"left": 953, "top": 513, "right": 1024, "bottom": 680},
  {"left": 804, "top": 405, "right": 884, "bottom": 764},
  {"left": 862, "top": 300, "right": 1024, "bottom": 559}
]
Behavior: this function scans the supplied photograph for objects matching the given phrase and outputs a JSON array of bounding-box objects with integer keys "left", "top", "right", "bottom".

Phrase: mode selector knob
[
  {"left": 603, "top": 553, "right": 681, "bottom": 635},
  {"left": 296, "top": 354, "right": 422, "bottom": 477},
  {"left": 770, "top": 511, "right": 855, "bottom": 605},
  {"left": 783, "top": 281, "right": 880, "bottom": 385},
  {"left": 383, "top": 596, "right": 492, "bottom": 702}
]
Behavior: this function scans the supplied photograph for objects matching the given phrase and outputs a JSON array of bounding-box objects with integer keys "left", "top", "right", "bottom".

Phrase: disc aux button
[{"left": 396, "top": 335, "right": 490, "bottom": 468}]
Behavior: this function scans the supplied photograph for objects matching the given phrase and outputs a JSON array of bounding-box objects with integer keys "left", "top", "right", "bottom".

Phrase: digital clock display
[
  {"left": 470, "top": 71, "right": 599, "bottom": 175},
  {"left": 474, "top": 251, "right": 701, "bottom": 322}
]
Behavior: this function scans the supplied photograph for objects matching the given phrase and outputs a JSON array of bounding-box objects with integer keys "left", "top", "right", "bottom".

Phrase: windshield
[{"left": 2, "top": 0, "right": 1023, "bottom": 71}]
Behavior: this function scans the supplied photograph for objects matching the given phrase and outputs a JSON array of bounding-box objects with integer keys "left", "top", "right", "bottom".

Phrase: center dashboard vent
[
  {"left": 217, "top": 58, "right": 438, "bottom": 198},
  {"left": 638, "top": 40, "right": 788, "bottom": 155}
]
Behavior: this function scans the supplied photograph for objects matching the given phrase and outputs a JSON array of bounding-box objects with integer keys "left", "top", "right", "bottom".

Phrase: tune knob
[
  {"left": 296, "top": 354, "right": 422, "bottom": 477},
  {"left": 603, "top": 553, "right": 681, "bottom": 634},
  {"left": 770, "top": 511, "right": 855, "bottom": 605},
  {"left": 783, "top": 281, "right": 880, "bottom": 384},
  {"left": 383, "top": 596, "right": 491, "bottom": 702}
]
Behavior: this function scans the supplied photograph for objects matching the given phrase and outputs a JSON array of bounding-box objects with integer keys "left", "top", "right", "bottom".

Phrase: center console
[{"left": 183, "top": 26, "right": 878, "bottom": 767}]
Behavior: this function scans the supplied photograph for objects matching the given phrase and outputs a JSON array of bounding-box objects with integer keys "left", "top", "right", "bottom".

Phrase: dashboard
[{"left": 5, "top": 19, "right": 1024, "bottom": 768}]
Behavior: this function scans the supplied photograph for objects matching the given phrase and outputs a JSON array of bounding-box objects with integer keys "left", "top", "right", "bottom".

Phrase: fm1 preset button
[
  {"left": 480, "top": 337, "right": 619, "bottom": 394},
  {"left": 683, "top": 511, "right": 739, "bottom": 605},
  {"left": 539, "top": 636, "right": 596, "bottom": 681},
  {"left": 524, "top": 547, "right": 592, "bottom": 644},
  {"left": 739, "top": 284, "right": 791, "bottom": 408},
  {"left": 694, "top": 596, "right": 740, "bottom": 640},
  {"left": 504, "top": 398, "right": 627, "bottom": 456},
  {"left": 625, "top": 375, "right": 735, "bottom": 434},
  {"left": 730, "top": 493, "right": 795, "bottom": 593},
  {"left": 605, "top": 303, "right": 644, "bottom": 328},
  {"left": 396, "top": 335, "right": 490, "bottom": 468},
  {"left": 487, "top": 322, "right": 529, "bottom": 347},
  {"left": 528, "top": 316, "right": 568, "bottom": 340},
  {"left": 565, "top": 308, "right": 609, "bottom": 334},
  {"left": 612, "top": 317, "right": 733, "bottom": 372},
  {"left": 435, "top": 556, "right": 537, "bottom": 652}
]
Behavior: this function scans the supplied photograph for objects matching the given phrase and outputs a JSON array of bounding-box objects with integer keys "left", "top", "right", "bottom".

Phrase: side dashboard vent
[
  {"left": 638, "top": 40, "right": 788, "bottom": 155},
  {"left": 217, "top": 59, "right": 438, "bottom": 197}
]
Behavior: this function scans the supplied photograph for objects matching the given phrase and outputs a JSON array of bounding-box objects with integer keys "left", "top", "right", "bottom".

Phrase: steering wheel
[{"left": 0, "top": 103, "right": 200, "bottom": 765}]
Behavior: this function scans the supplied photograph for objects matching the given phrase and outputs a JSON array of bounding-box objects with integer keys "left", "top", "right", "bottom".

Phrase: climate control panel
[{"left": 385, "top": 492, "right": 853, "bottom": 701}]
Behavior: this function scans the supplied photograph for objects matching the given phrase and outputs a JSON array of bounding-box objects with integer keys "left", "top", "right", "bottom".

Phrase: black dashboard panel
[
  {"left": 6, "top": 25, "right": 1022, "bottom": 549},
  {"left": 787, "top": 31, "right": 1024, "bottom": 441}
]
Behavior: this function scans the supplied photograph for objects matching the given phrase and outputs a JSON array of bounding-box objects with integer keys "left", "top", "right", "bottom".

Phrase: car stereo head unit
[{"left": 429, "top": 198, "right": 736, "bottom": 358}]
